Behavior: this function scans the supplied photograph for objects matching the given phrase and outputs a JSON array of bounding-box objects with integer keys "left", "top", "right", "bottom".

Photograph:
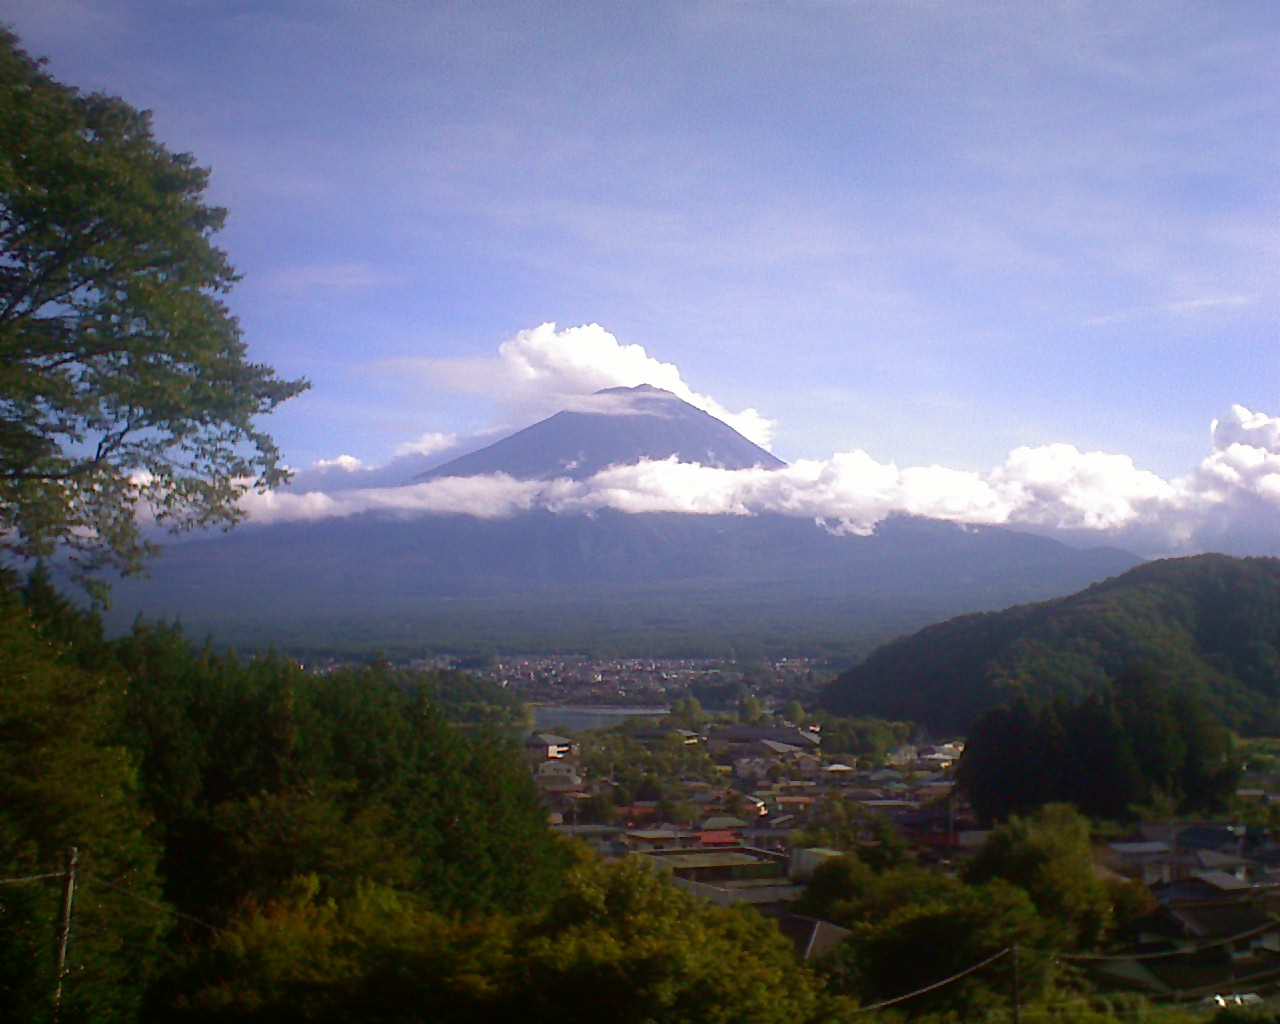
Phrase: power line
[
  {"left": 1059, "top": 923, "right": 1275, "bottom": 962},
  {"left": 0, "top": 871, "right": 65, "bottom": 885},
  {"left": 82, "top": 876, "right": 222, "bottom": 936},
  {"left": 849, "top": 946, "right": 1012, "bottom": 1014}
]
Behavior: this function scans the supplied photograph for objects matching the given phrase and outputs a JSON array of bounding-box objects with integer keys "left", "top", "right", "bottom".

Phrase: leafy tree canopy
[
  {"left": 964, "top": 804, "right": 1112, "bottom": 947},
  {"left": 161, "top": 860, "right": 834, "bottom": 1024},
  {"left": 0, "top": 575, "right": 164, "bottom": 1022},
  {"left": 822, "top": 554, "right": 1280, "bottom": 734},
  {"left": 958, "top": 670, "right": 1238, "bottom": 823},
  {"left": 0, "top": 30, "right": 305, "bottom": 586}
]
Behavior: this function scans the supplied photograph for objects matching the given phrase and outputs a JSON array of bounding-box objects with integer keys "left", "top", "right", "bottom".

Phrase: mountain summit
[
  {"left": 419, "top": 385, "right": 785, "bottom": 481},
  {"left": 103, "top": 387, "right": 1142, "bottom": 661}
]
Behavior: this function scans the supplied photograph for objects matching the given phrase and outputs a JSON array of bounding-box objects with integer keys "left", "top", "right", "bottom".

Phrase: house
[
  {"left": 629, "top": 727, "right": 704, "bottom": 747},
  {"left": 636, "top": 845, "right": 802, "bottom": 910},
  {"left": 770, "top": 914, "right": 853, "bottom": 961},
  {"left": 1178, "top": 825, "right": 1245, "bottom": 855},
  {"left": 698, "top": 830, "right": 740, "bottom": 847},
  {"left": 708, "top": 726, "right": 821, "bottom": 759},
  {"left": 526, "top": 732, "right": 577, "bottom": 760},
  {"left": 624, "top": 829, "right": 699, "bottom": 851},
  {"left": 822, "top": 764, "right": 856, "bottom": 785},
  {"left": 789, "top": 847, "right": 843, "bottom": 881},
  {"left": 702, "top": 814, "right": 750, "bottom": 832},
  {"left": 534, "top": 763, "right": 583, "bottom": 793},
  {"left": 1088, "top": 895, "right": 1280, "bottom": 998},
  {"left": 1107, "top": 841, "right": 1175, "bottom": 886}
]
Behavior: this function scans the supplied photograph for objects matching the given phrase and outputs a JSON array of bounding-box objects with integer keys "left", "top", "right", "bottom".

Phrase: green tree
[
  {"left": 794, "top": 853, "right": 874, "bottom": 918},
  {"left": 514, "top": 858, "right": 828, "bottom": 1024},
  {"left": 0, "top": 30, "right": 306, "bottom": 585},
  {"left": 112, "top": 627, "right": 570, "bottom": 922},
  {"left": 162, "top": 860, "right": 835, "bottom": 1024},
  {"left": 799, "top": 860, "right": 963, "bottom": 930},
  {"left": 668, "top": 696, "right": 707, "bottom": 730},
  {"left": 794, "top": 796, "right": 911, "bottom": 870},
  {"left": 964, "top": 804, "right": 1112, "bottom": 947},
  {"left": 154, "top": 877, "right": 519, "bottom": 1023},
  {"left": 819, "top": 878, "right": 1048, "bottom": 1015},
  {"left": 736, "top": 694, "right": 764, "bottom": 724},
  {"left": 0, "top": 579, "right": 165, "bottom": 1023}
]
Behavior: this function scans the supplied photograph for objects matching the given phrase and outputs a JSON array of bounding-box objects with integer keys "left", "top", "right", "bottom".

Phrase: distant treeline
[{"left": 102, "top": 583, "right": 910, "bottom": 667}]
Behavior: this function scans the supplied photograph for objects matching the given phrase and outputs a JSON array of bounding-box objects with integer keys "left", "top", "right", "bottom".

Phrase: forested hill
[{"left": 820, "top": 554, "right": 1280, "bottom": 736}]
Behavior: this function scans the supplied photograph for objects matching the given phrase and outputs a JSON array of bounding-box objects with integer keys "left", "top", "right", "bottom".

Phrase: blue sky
[{"left": 8, "top": 1, "right": 1279, "bottom": 552}]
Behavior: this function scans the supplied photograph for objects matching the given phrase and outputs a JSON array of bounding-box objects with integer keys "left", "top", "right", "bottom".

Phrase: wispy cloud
[
  {"left": 1086, "top": 294, "right": 1254, "bottom": 326},
  {"left": 265, "top": 262, "right": 401, "bottom": 295}
]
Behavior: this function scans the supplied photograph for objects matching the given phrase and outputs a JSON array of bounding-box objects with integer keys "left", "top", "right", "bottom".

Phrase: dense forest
[
  {"left": 822, "top": 555, "right": 1280, "bottom": 735},
  {"left": 957, "top": 665, "right": 1240, "bottom": 823},
  {"left": 2, "top": 571, "right": 575, "bottom": 1020}
]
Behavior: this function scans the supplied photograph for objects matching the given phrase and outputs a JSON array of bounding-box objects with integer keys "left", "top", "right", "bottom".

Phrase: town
[
  {"left": 518, "top": 698, "right": 1280, "bottom": 1001},
  {"left": 422, "top": 653, "right": 832, "bottom": 708}
]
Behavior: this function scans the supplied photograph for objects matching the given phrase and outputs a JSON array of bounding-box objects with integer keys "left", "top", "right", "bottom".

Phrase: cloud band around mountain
[{"left": 244, "top": 404, "right": 1280, "bottom": 557}]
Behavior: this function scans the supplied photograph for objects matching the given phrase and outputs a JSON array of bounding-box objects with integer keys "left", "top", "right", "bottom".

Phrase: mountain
[
  {"left": 419, "top": 385, "right": 785, "bottom": 480},
  {"left": 100, "top": 387, "right": 1142, "bottom": 660},
  {"left": 820, "top": 554, "right": 1280, "bottom": 735},
  {"left": 104, "top": 510, "right": 1139, "bottom": 661}
]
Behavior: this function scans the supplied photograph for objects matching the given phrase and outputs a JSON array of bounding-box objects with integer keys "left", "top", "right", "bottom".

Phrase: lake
[{"left": 531, "top": 705, "right": 670, "bottom": 734}]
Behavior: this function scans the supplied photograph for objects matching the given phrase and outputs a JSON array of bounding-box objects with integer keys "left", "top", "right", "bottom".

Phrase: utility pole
[
  {"left": 52, "top": 846, "right": 78, "bottom": 1024},
  {"left": 1011, "top": 943, "right": 1021, "bottom": 1024}
]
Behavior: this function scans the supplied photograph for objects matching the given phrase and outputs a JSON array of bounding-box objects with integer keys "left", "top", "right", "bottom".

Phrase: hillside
[
  {"left": 103, "top": 512, "right": 1138, "bottom": 660},
  {"left": 820, "top": 554, "right": 1280, "bottom": 735}
]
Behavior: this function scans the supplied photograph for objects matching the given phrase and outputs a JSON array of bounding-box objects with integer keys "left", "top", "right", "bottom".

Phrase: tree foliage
[
  {"left": 822, "top": 554, "right": 1280, "bottom": 734},
  {"left": 1, "top": 570, "right": 572, "bottom": 1020},
  {"left": 958, "top": 668, "right": 1238, "bottom": 823},
  {"left": 111, "top": 623, "right": 569, "bottom": 922},
  {"left": 0, "top": 30, "right": 306, "bottom": 584},
  {"left": 793, "top": 797, "right": 912, "bottom": 870},
  {"left": 802, "top": 856, "right": 1051, "bottom": 1016},
  {"left": 161, "top": 859, "right": 832, "bottom": 1024},
  {"left": 964, "top": 804, "right": 1112, "bottom": 947},
  {"left": 0, "top": 575, "right": 164, "bottom": 1023}
]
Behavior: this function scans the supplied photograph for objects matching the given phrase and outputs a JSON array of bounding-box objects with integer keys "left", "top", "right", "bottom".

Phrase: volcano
[
  {"left": 102, "top": 388, "right": 1141, "bottom": 660},
  {"left": 419, "top": 385, "right": 785, "bottom": 481}
]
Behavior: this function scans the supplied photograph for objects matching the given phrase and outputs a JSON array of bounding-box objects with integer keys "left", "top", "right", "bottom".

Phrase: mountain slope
[
  {"left": 104, "top": 513, "right": 1139, "bottom": 659},
  {"left": 820, "top": 554, "right": 1280, "bottom": 734},
  {"left": 419, "top": 385, "right": 785, "bottom": 481},
  {"left": 103, "top": 387, "right": 1142, "bottom": 660}
]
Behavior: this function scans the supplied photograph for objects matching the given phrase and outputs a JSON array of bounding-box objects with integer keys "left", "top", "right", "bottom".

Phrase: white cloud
[
  {"left": 414, "top": 322, "right": 778, "bottom": 449},
  {"left": 313, "top": 454, "right": 364, "bottom": 472},
  {"left": 1209, "top": 404, "right": 1280, "bottom": 454},
  {"left": 990, "top": 444, "right": 1179, "bottom": 531},
  {"left": 240, "top": 473, "right": 554, "bottom": 525},
  {"left": 240, "top": 405, "right": 1280, "bottom": 558},
  {"left": 395, "top": 431, "right": 458, "bottom": 457}
]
